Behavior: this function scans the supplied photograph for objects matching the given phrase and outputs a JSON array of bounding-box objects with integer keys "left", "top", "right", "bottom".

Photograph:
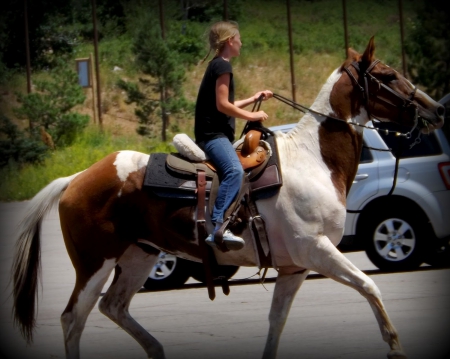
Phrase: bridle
[
  {"left": 269, "top": 59, "right": 423, "bottom": 142},
  {"left": 343, "top": 59, "right": 419, "bottom": 133},
  {"left": 256, "top": 60, "right": 425, "bottom": 204},
  {"left": 343, "top": 60, "right": 424, "bottom": 197}
]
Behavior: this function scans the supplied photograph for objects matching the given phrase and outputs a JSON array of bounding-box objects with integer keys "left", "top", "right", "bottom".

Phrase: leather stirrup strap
[
  {"left": 214, "top": 176, "right": 250, "bottom": 252},
  {"left": 247, "top": 196, "right": 270, "bottom": 255},
  {"left": 196, "top": 170, "right": 216, "bottom": 300}
]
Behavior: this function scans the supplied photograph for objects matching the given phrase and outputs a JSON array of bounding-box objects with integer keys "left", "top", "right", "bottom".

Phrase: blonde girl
[{"left": 194, "top": 21, "right": 273, "bottom": 250}]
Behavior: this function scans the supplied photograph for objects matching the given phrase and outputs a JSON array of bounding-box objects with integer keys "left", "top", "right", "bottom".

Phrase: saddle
[
  {"left": 143, "top": 128, "right": 282, "bottom": 299},
  {"left": 144, "top": 130, "right": 282, "bottom": 204}
]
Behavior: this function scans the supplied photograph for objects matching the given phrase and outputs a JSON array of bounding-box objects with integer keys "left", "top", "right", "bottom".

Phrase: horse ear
[{"left": 361, "top": 36, "right": 375, "bottom": 66}]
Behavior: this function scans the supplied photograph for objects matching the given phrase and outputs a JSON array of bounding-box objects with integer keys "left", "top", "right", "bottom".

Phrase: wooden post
[
  {"left": 159, "top": 0, "right": 166, "bottom": 39},
  {"left": 223, "top": 0, "right": 228, "bottom": 21},
  {"left": 91, "top": 0, "right": 102, "bottom": 128},
  {"left": 24, "top": 0, "right": 31, "bottom": 95},
  {"left": 89, "top": 54, "right": 97, "bottom": 124},
  {"left": 286, "top": 0, "right": 296, "bottom": 102},
  {"left": 398, "top": 0, "right": 407, "bottom": 76},
  {"left": 342, "top": 0, "right": 349, "bottom": 57},
  {"left": 159, "top": 0, "right": 168, "bottom": 141}
]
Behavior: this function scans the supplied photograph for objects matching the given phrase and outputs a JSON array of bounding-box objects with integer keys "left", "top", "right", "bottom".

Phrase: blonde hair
[{"left": 200, "top": 21, "right": 239, "bottom": 64}]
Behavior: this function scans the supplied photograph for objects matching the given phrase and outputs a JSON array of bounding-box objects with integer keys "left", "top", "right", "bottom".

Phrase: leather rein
[{"left": 270, "top": 59, "right": 425, "bottom": 204}]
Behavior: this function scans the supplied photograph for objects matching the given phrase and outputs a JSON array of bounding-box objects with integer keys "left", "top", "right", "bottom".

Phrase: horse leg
[
  {"left": 308, "top": 235, "right": 406, "bottom": 359},
  {"left": 262, "top": 268, "right": 310, "bottom": 359},
  {"left": 60, "top": 257, "right": 117, "bottom": 359},
  {"left": 98, "top": 243, "right": 166, "bottom": 359}
]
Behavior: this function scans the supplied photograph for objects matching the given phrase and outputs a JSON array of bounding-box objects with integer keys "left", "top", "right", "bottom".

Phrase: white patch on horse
[
  {"left": 62, "top": 258, "right": 116, "bottom": 345},
  {"left": 310, "top": 68, "right": 342, "bottom": 120},
  {"left": 352, "top": 107, "right": 369, "bottom": 132},
  {"left": 259, "top": 70, "right": 348, "bottom": 268},
  {"left": 113, "top": 151, "right": 149, "bottom": 196}
]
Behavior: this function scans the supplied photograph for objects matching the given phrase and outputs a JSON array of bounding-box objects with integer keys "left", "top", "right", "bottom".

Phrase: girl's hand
[
  {"left": 250, "top": 110, "right": 269, "bottom": 122},
  {"left": 253, "top": 90, "right": 273, "bottom": 102}
]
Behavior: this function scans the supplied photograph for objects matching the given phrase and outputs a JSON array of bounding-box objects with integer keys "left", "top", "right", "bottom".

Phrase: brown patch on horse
[
  {"left": 59, "top": 153, "right": 136, "bottom": 279},
  {"left": 318, "top": 120, "right": 363, "bottom": 204}
]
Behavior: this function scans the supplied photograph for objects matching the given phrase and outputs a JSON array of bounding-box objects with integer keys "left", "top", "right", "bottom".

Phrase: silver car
[
  {"left": 270, "top": 95, "right": 450, "bottom": 271},
  {"left": 144, "top": 95, "right": 450, "bottom": 289}
]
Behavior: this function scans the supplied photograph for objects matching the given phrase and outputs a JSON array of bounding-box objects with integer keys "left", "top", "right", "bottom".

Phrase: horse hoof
[{"left": 387, "top": 350, "right": 407, "bottom": 359}]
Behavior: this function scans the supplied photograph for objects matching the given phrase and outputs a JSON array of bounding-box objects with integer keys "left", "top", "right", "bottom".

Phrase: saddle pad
[{"left": 143, "top": 153, "right": 207, "bottom": 199}]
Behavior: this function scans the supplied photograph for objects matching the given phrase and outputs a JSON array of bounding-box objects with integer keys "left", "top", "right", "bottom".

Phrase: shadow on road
[{"left": 136, "top": 264, "right": 449, "bottom": 294}]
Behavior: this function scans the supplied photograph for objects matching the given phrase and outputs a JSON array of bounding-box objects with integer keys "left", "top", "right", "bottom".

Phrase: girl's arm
[
  {"left": 216, "top": 73, "right": 270, "bottom": 122},
  {"left": 235, "top": 90, "right": 273, "bottom": 109}
]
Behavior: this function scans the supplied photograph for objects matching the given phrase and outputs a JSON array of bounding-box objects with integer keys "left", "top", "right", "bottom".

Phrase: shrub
[
  {"left": 13, "top": 58, "right": 89, "bottom": 148},
  {"left": 0, "top": 114, "right": 48, "bottom": 167}
]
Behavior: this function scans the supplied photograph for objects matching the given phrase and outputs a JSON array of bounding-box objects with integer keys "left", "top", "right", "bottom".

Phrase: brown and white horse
[{"left": 12, "top": 37, "right": 444, "bottom": 359}]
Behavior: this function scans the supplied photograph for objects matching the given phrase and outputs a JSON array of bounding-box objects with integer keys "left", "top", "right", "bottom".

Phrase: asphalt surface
[{"left": 1, "top": 201, "right": 449, "bottom": 359}]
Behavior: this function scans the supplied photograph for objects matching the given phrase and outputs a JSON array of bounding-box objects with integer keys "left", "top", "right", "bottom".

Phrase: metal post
[
  {"left": 24, "top": 0, "right": 31, "bottom": 94},
  {"left": 286, "top": 0, "right": 296, "bottom": 102},
  {"left": 398, "top": 0, "right": 407, "bottom": 76},
  {"left": 91, "top": 0, "right": 102, "bottom": 128},
  {"left": 342, "top": 0, "right": 349, "bottom": 58}
]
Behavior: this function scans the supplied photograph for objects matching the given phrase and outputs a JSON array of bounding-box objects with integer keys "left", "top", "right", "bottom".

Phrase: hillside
[{"left": 1, "top": 0, "right": 418, "bottom": 141}]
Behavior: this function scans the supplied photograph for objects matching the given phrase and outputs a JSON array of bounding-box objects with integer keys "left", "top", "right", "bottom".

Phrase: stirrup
[{"left": 205, "top": 230, "right": 245, "bottom": 251}]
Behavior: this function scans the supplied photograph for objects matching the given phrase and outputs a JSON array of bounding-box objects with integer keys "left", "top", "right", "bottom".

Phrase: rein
[
  {"left": 272, "top": 92, "right": 419, "bottom": 143},
  {"left": 269, "top": 59, "right": 424, "bottom": 204}
]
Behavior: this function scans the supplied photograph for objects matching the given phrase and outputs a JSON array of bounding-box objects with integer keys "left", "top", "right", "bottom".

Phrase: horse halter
[{"left": 343, "top": 59, "right": 418, "bottom": 127}]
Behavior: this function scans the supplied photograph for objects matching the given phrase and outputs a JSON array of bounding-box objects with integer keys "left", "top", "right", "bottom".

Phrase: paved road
[{"left": 1, "top": 202, "right": 449, "bottom": 359}]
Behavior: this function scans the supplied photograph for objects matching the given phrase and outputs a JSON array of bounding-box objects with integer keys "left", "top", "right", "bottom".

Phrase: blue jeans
[{"left": 204, "top": 137, "right": 244, "bottom": 224}]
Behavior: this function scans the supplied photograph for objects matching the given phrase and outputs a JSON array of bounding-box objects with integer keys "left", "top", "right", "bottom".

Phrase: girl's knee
[
  {"left": 235, "top": 165, "right": 244, "bottom": 177},
  {"left": 228, "top": 166, "right": 244, "bottom": 182}
]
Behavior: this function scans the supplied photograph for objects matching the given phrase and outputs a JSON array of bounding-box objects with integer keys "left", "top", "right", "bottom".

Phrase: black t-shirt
[{"left": 195, "top": 57, "right": 235, "bottom": 148}]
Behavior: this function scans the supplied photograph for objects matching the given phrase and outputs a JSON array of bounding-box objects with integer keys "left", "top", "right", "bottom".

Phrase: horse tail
[{"left": 11, "top": 171, "right": 81, "bottom": 344}]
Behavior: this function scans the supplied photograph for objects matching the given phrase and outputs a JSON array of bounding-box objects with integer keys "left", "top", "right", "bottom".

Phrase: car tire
[
  {"left": 143, "top": 252, "right": 192, "bottom": 290},
  {"left": 363, "top": 210, "right": 429, "bottom": 271}
]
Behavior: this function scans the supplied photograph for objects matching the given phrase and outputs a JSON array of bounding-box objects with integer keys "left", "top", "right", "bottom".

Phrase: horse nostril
[{"left": 436, "top": 104, "right": 445, "bottom": 118}]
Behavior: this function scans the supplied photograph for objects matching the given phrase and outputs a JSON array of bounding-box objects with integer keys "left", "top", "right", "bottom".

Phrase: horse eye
[{"left": 382, "top": 73, "right": 397, "bottom": 82}]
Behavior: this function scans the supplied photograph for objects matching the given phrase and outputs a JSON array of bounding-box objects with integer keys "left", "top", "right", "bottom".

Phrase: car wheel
[
  {"left": 363, "top": 211, "right": 429, "bottom": 271},
  {"left": 143, "top": 252, "right": 192, "bottom": 290}
]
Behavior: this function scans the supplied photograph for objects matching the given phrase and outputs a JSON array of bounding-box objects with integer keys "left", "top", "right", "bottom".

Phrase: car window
[
  {"left": 373, "top": 122, "right": 442, "bottom": 158},
  {"left": 360, "top": 143, "right": 373, "bottom": 163}
]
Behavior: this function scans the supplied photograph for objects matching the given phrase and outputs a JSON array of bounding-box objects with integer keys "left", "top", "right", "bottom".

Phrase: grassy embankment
[{"left": 0, "top": 0, "right": 416, "bottom": 201}]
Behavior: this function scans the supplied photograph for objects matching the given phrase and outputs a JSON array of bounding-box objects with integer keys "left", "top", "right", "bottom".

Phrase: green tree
[
  {"left": 14, "top": 59, "right": 89, "bottom": 148},
  {"left": 129, "top": 23, "right": 191, "bottom": 141},
  {"left": 0, "top": 114, "right": 48, "bottom": 167},
  {"left": 405, "top": 0, "right": 450, "bottom": 101},
  {"left": 117, "top": 78, "right": 159, "bottom": 137},
  {"left": 404, "top": 0, "right": 450, "bottom": 140}
]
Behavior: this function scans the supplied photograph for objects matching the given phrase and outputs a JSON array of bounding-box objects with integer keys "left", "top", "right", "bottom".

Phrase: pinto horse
[{"left": 12, "top": 37, "right": 444, "bottom": 359}]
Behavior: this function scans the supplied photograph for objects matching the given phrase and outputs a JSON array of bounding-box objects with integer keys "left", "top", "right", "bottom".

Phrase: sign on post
[
  {"left": 76, "top": 57, "right": 96, "bottom": 123},
  {"left": 75, "top": 58, "right": 92, "bottom": 88}
]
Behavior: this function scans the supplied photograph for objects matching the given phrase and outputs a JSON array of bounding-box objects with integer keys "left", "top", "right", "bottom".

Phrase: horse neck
[{"left": 277, "top": 68, "right": 365, "bottom": 199}]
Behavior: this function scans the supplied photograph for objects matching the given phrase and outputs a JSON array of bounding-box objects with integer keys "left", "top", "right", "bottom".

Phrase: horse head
[{"left": 332, "top": 36, "right": 445, "bottom": 133}]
